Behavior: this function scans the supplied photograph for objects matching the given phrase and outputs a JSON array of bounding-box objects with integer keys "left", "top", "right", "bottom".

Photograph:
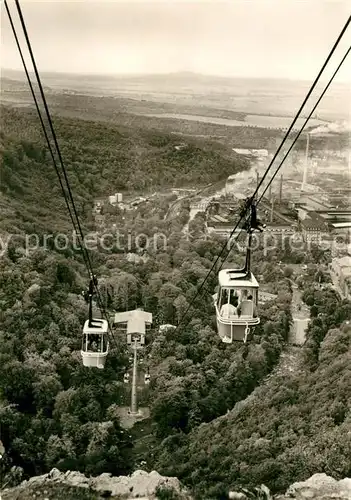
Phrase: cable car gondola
[
  {"left": 213, "top": 199, "right": 264, "bottom": 343},
  {"left": 81, "top": 276, "right": 109, "bottom": 368}
]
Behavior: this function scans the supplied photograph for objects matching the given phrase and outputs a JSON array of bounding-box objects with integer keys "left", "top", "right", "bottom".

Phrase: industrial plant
[{"left": 207, "top": 128, "right": 350, "bottom": 248}]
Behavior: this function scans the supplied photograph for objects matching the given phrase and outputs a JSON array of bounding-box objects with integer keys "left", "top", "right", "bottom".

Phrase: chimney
[
  {"left": 279, "top": 174, "right": 283, "bottom": 204},
  {"left": 301, "top": 133, "right": 309, "bottom": 191},
  {"left": 270, "top": 197, "right": 274, "bottom": 223},
  {"left": 256, "top": 171, "right": 259, "bottom": 189},
  {"left": 269, "top": 183, "right": 272, "bottom": 201}
]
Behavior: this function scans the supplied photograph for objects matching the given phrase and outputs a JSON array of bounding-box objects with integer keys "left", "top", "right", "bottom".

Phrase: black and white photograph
[{"left": 0, "top": 1, "right": 350, "bottom": 498}]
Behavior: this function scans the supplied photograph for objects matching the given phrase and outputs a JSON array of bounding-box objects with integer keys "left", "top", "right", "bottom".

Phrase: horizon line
[
  {"left": 0, "top": 67, "right": 333, "bottom": 83},
  {"left": 1, "top": 67, "right": 350, "bottom": 85}
]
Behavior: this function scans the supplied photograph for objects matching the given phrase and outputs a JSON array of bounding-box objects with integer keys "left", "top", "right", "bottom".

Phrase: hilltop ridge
[{"left": 1, "top": 68, "right": 349, "bottom": 121}]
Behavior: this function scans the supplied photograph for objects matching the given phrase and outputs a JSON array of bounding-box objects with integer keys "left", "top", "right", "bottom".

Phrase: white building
[
  {"left": 109, "top": 193, "right": 123, "bottom": 205},
  {"left": 329, "top": 254, "right": 351, "bottom": 299},
  {"left": 159, "top": 324, "right": 176, "bottom": 333},
  {"left": 232, "top": 148, "right": 268, "bottom": 157}
]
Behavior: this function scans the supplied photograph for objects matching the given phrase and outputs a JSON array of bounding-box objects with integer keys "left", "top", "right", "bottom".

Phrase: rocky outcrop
[
  {"left": 2, "top": 468, "right": 192, "bottom": 499},
  {"left": 229, "top": 473, "right": 351, "bottom": 499},
  {"left": 2, "top": 471, "right": 350, "bottom": 499},
  {"left": 280, "top": 473, "right": 351, "bottom": 499}
]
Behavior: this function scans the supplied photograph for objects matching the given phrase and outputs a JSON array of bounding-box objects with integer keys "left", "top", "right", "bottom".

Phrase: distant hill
[
  {"left": 0, "top": 104, "right": 249, "bottom": 236},
  {"left": 1, "top": 68, "right": 349, "bottom": 120},
  {"left": 0, "top": 76, "right": 51, "bottom": 93}
]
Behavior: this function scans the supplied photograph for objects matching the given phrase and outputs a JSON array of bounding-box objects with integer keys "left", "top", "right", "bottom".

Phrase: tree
[
  {"left": 174, "top": 295, "right": 189, "bottom": 325},
  {"left": 33, "top": 375, "right": 63, "bottom": 414},
  {"left": 283, "top": 267, "right": 293, "bottom": 278},
  {"left": 45, "top": 435, "right": 76, "bottom": 469},
  {"left": 152, "top": 387, "right": 190, "bottom": 437}
]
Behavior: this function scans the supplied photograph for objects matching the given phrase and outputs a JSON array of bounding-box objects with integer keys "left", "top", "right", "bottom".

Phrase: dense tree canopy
[{"left": 0, "top": 105, "right": 349, "bottom": 500}]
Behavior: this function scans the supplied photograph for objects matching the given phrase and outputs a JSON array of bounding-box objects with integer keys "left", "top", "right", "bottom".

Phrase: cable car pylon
[{"left": 130, "top": 339, "right": 139, "bottom": 415}]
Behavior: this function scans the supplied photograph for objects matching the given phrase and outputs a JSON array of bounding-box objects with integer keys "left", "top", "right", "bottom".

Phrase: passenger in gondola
[
  {"left": 221, "top": 292, "right": 238, "bottom": 318},
  {"left": 237, "top": 290, "right": 247, "bottom": 317},
  {"left": 88, "top": 334, "right": 99, "bottom": 351},
  {"left": 237, "top": 292, "right": 257, "bottom": 317},
  {"left": 229, "top": 292, "right": 239, "bottom": 309},
  {"left": 234, "top": 297, "right": 239, "bottom": 312},
  {"left": 248, "top": 294, "right": 258, "bottom": 317},
  {"left": 220, "top": 302, "right": 235, "bottom": 318}
]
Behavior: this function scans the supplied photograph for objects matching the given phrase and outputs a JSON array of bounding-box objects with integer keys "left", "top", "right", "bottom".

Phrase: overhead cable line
[
  {"left": 5, "top": 0, "right": 105, "bottom": 324},
  {"left": 4, "top": 0, "right": 81, "bottom": 244},
  {"left": 5, "top": 0, "right": 92, "bottom": 280},
  {"left": 7, "top": 0, "right": 116, "bottom": 345},
  {"left": 258, "top": 44, "right": 351, "bottom": 202},
  {"left": 173, "top": 15, "right": 350, "bottom": 333},
  {"left": 13, "top": 0, "right": 94, "bottom": 273}
]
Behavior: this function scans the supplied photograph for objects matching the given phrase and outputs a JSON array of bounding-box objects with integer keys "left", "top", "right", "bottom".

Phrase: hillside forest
[{"left": 0, "top": 105, "right": 350, "bottom": 499}]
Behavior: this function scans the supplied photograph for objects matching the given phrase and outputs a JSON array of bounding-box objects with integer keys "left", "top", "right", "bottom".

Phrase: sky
[{"left": 1, "top": 0, "right": 351, "bottom": 82}]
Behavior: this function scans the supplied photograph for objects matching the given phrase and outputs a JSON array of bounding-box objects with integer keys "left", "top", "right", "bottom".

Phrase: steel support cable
[
  {"left": 258, "top": 44, "right": 351, "bottom": 203},
  {"left": 223, "top": 44, "right": 351, "bottom": 285},
  {"left": 10, "top": 0, "right": 349, "bottom": 341},
  {"left": 172, "top": 15, "right": 351, "bottom": 334},
  {"left": 13, "top": 0, "right": 94, "bottom": 271},
  {"left": 251, "top": 15, "right": 351, "bottom": 204},
  {"left": 4, "top": 1, "right": 116, "bottom": 345},
  {"left": 13, "top": 0, "right": 115, "bottom": 340},
  {"left": 8, "top": 0, "right": 116, "bottom": 345},
  {"left": 4, "top": 0, "right": 81, "bottom": 246},
  {"left": 228, "top": 44, "right": 351, "bottom": 253},
  {"left": 4, "top": 0, "right": 91, "bottom": 288}
]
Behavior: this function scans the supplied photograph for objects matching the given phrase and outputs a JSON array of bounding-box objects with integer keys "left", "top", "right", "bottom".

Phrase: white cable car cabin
[
  {"left": 213, "top": 197, "right": 264, "bottom": 343},
  {"left": 81, "top": 318, "right": 109, "bottom": 369},
  {"left": 213, "top": 269, "right": 260, "bottom": 343},
  {"left": 81, "top": 277, "right": 109, "bottom": 368}
]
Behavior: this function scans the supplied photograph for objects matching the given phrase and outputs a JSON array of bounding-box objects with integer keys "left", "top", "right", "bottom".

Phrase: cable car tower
[
  {"left": 213, "top": 198, "right": 265, "bottom": 343},
  {"left": 81, "top": 276, "right": 109, "bottom": 369}
]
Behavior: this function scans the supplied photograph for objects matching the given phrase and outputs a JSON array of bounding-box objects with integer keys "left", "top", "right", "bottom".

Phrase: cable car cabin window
[
  {"left": 218, "top": 288, "right": 258, "bottom": 320},
  {"left": 83, "top": 333, "right": 107, "bottom": 352},
  {"left": 237, "top": 289, "right": 258, "bottom": 318},
  {"left": 218, "top": 288, "right": 227, "bottom": 309},
  {"left": 237, "top": 288, "right": 258, "bottom": 304},
  {"left": 219, "top": 289, "right": 239, "bottom": 318},
  {"left": 116, "top": 322, "right": 128, "bottom": 333}
]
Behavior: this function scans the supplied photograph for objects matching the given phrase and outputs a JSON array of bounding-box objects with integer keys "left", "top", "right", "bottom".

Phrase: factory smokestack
[
  {"left": 256, "top": 170, "right": 259, "bottom": 189},
  {"left": 279, "top": 174, "right": 283, "bottom": 204},
  {"left": 270, "top": 197, "right": 274, "bottom": 223},
  {"left": 301, "top": 133, "right": 309, "bottom": 191}
]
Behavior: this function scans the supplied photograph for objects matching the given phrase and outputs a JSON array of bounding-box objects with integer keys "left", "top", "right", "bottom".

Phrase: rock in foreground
[
  {"left": 2, "top": 470, "right": 351, "bottom": 499},
  {"left": 229, "top": 473, "right": 351, "bottom": 500},
  {"left": 2, "top": 468, "right": 191, "bottom": 499},
  {"left": 282, "top": 473, "right": 351, "bottom": 499}
]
